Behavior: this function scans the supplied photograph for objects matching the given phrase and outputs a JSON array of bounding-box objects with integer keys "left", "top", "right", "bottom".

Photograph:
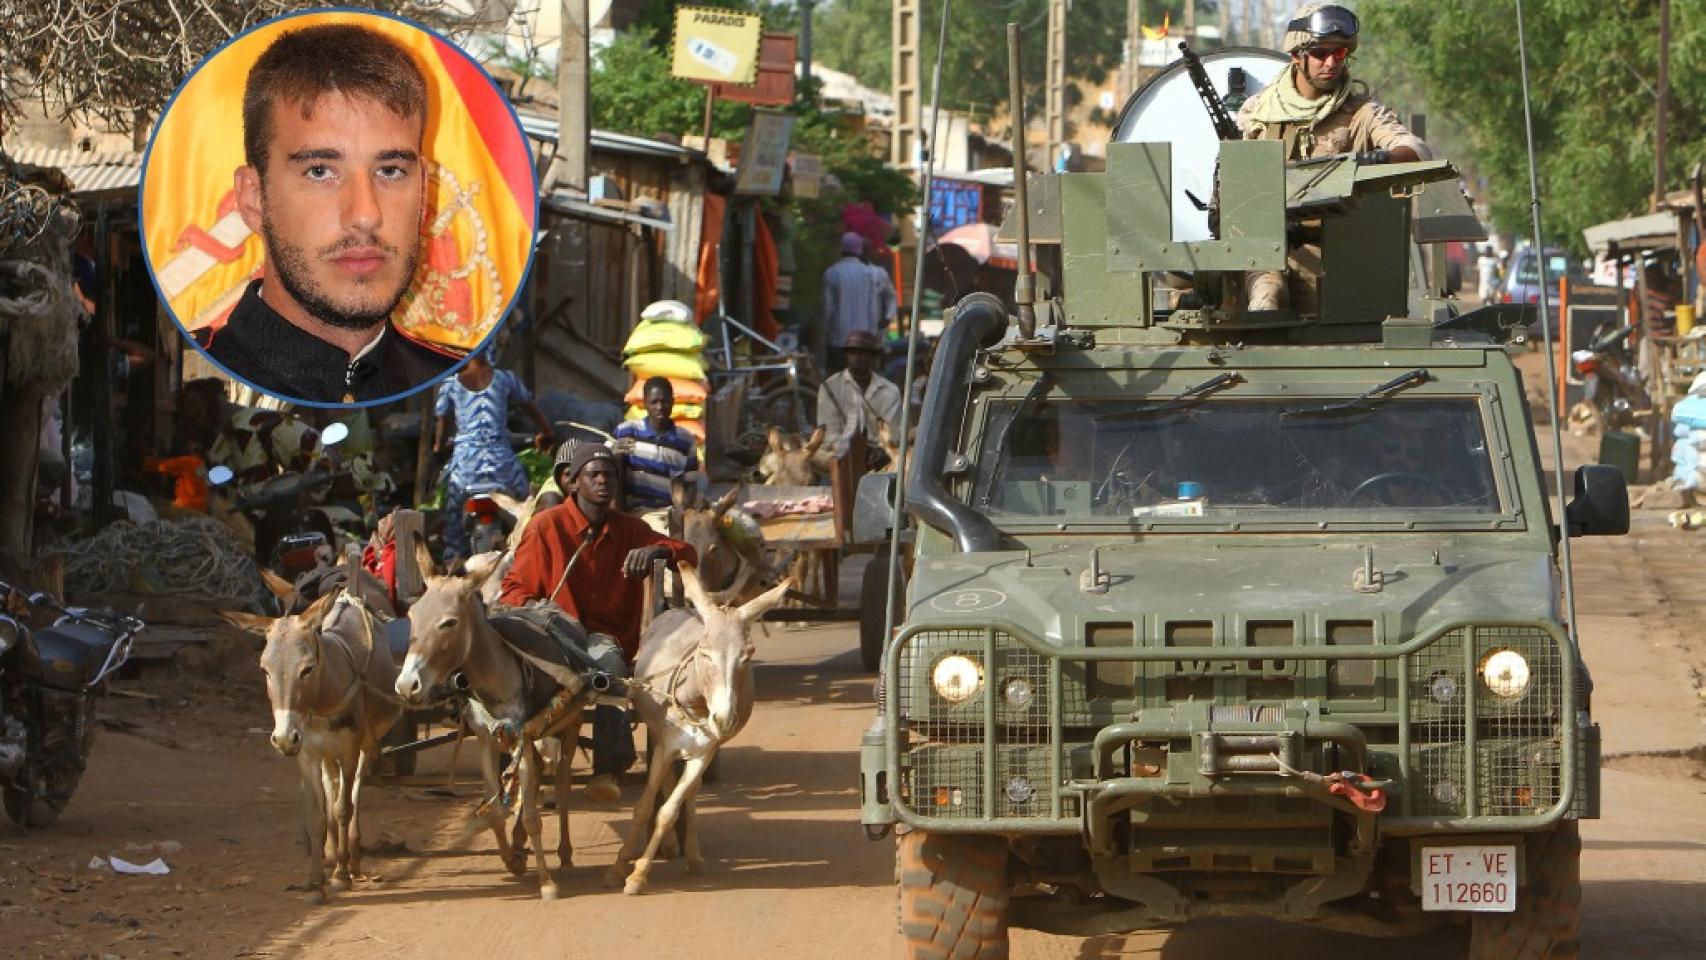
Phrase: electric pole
[
  {"left": 557, "top": 0, "right": 590, "bottom": 192},
  {"left": 1046, "top": 0, "right": 1067, "bottom": 169},
  {"left": 892, "top": 0, "right": 922, "bottom": 170},
  {"left": 1655, "top": 0, "right": 1670, "bottom": 209},
  {"left": 1122, "top": 0, "right": 1140, "bottom": 101},
  {"left": 799, "top": 0, "right": 817, "bottom": 87}
]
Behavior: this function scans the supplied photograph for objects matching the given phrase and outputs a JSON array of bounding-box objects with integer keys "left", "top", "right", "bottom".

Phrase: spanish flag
[{"left": 141, "top": 10, "right": 536, "bottom": 352}]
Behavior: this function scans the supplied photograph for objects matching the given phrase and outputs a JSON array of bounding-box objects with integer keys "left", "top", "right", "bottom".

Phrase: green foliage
[
  {"left": 590, "top": 31, "right": 750, "bottom": 141},
  {"left": 1367, "top": 0, "right": 1706, "bottom": 251},
  {"left": 812, "top": 0, "right": 1127, "bottom": 124}
]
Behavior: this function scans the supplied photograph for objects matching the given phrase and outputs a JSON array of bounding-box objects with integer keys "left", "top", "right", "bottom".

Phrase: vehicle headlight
[
  {"left": 1480, "top": 649, "right": 1532, "bottom": 700},
  {"left": 931, "top": 654, "right": 983, "bottom": 704},
  {"left": 0, "top": 616, "right": 18, "bottom": 656},
  {"left": 1002, "top": 677, "right": 1033, "bottom": 709},
  {"left": 1427, "top": 671, "right": 1460, "bottom": 705}
]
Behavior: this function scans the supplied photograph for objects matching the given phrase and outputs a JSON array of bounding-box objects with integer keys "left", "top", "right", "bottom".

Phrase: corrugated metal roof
[
  {"left": 6, "top": 147, "right": 141, "bottom": 196},
  {"left": 1583, "top": 211, "right": 1680, "bottom": 255},
  {"left": 542, "top": 192, "right": 674, "bottom": 231},
  {"left": 516, "top": 113, "right": 706, "bottom": 162}
]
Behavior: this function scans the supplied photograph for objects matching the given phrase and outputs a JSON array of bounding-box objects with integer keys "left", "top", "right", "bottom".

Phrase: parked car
[{"left": 1500, "top": 245, "right": 1586, "bottom": 305}]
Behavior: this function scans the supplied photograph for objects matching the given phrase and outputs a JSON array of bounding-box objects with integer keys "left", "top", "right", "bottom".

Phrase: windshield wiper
[
  {"left": 1093, "top": 371, "right": 1245, "bottom": 421},
  {"left": 980, "top": 372, "right": 1054, "bottom": 508},
  {"left": 1282, "top": 368, "right": 1431, "bottom": 417}
]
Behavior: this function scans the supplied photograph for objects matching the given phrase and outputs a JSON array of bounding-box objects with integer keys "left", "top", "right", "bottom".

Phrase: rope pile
[{"left": 49, "top": 516, "right": 274, "bottom": 611}]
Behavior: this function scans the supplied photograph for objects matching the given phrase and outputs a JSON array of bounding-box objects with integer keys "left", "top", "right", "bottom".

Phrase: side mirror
[
  {"left": 208, "top": 465, "right": 235, "bottom": 487},
  {"left": 851, "top": 472, "right": 899, "bottom": 546},
  {"left": 321, "top": 422, "right": 351, "bottom": 447},
  {"left": 1564, "top": 464, "right": 1629, "bottom": 537}
]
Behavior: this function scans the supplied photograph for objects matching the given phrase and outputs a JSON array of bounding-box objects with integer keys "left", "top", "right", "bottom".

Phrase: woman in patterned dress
[{"left": 433, "top": 351, "right": 554, "bottom": 560}]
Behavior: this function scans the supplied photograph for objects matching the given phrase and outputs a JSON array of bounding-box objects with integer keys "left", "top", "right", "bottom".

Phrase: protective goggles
[
  {"left": 1302, "top": 45, "right": 1352, "bottom": 62},
  {"left": 1287, "top": 5, "right": 1359, "bottom": 42}
]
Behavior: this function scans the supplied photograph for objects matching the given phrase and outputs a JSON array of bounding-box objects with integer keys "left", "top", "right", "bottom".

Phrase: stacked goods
[{"left": 621, "top": 300, "right": 709, "bottom": 444}]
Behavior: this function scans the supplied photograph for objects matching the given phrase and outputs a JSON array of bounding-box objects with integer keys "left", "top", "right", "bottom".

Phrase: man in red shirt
[{"left": 500, "top": 443, "right": 695, "bottom": 802}]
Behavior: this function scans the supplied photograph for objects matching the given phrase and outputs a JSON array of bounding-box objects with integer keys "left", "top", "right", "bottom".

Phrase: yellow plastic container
[{"left": 1678, "top": 303, "right": 1696, "bottom": 337}]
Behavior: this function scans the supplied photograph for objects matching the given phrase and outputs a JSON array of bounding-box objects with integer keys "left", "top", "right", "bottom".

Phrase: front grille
[
  {"left": 891, "top": 621, "right": 1569, "bottom": 824},
  {"left": 896, "top": 629, "right": 1064, "bottom": 820},
  {"left": 1404, "top": 626, "right": 1564, "bottom": 817}
]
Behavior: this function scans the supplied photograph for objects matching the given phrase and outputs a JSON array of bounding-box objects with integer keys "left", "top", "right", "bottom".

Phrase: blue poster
[{"left": 929, "top": 180, "right": 983, "bottom": 236}]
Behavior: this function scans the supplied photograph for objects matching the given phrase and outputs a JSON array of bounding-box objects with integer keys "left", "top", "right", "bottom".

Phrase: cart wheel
[{"left": 861, "top": 553, "right": 905, "bottom": 672}]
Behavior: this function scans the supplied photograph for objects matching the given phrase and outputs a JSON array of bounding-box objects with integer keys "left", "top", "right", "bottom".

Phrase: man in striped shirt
[{"left": 613, "top": 377, "right": 700, "bottom": 511}]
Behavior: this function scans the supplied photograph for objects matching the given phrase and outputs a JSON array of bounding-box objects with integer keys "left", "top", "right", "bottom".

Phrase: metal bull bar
[{"left": 1079, "top": 708, "right": 1383, "bottom": 858}]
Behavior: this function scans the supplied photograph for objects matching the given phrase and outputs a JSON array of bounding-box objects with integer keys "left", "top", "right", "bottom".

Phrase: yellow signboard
[{"left": 670, "top": 6, "right": 763, "bottom": 85}]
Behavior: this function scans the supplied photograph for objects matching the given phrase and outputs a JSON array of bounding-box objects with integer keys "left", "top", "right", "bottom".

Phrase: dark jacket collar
[{"left": 195, "top": 280, "right": 456, "bottom": 404}]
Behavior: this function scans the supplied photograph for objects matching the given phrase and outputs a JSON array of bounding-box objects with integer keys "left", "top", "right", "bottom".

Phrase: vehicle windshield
[
  {"left": 972, "top": 396, "right": 1502, "bottom": 522},
  {"left": 1515, "top": 252, "right": 1579, "bottom": 286}
]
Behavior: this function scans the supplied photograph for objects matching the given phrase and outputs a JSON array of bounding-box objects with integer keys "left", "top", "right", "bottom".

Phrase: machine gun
[{"left": 1179, "top": 42, "right": 1242, "bottom": 141}]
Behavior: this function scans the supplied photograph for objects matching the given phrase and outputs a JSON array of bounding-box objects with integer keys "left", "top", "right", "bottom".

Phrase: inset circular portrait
[{"left": 141, "top": 8, "right": 538, "bottom": 407}]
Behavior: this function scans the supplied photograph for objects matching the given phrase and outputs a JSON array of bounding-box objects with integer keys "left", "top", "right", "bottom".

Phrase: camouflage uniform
[{"left": 1238, "top": 2, "right": 1430, "bottom": 313}]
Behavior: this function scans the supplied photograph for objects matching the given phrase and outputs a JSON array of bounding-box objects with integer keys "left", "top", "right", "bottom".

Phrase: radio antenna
[
  {"left": 882, "top": 0, "right": 953, "bottom": 658},
  {"left": 1516, "top": 0, "right": 1581, "bottom": 645}
]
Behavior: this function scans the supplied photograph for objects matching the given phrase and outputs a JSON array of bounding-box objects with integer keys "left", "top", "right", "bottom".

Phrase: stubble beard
[{"left": 261, "top": 210, "right": 419, "bottom": 333}]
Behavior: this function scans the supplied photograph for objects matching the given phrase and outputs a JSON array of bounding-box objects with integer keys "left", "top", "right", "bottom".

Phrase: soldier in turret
[{"left": 1238, "top": 3, "right": 1431, "bottom": 312}]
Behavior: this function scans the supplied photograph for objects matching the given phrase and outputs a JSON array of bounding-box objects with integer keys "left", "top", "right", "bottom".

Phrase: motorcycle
[
  {"left": 0, "top": 582, "right": 142, "bottom": 827},
  {"left": 209, "top": 423, "right": 360, "bottom": 585},
  {"left": 1571, "top": 322, "right": 1650, "bottom": 434}
]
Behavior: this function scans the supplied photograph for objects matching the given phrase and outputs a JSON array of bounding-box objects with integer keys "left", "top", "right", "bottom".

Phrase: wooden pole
[
  {"left": 558, "top": 0, "right": 590, "bottom": 193},
  {"left": 1654, "top": 0, "right": 1670, "bottom": 210},
  {"left": 1045, "top": 0, "right": 1067, "bottom": 170},
  {"left": 892, "top": 0, "right": 922, "bottom": 169}
]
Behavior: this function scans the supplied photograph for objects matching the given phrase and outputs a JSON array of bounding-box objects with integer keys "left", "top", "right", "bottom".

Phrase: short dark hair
[
  {"left": 642, "top": 376, "right": 673, "bottom": 399},
  {"left": 242, "top": 23, "right": 429, "bottom": 175}
]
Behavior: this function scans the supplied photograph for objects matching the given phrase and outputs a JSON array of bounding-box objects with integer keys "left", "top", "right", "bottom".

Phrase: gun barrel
[{"left": 1178, "top": 42, "right": 1243, "bottom": 142}]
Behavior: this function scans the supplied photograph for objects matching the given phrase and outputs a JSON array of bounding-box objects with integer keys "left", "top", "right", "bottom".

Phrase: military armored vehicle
[{"left": 857, "top": 46, "right": 1626, "bottom": 959}]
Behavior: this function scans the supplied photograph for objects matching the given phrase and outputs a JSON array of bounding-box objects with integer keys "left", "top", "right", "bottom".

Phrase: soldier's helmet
[{"left": 1282, "top": 3, "right": 1360, "bottom": 55}]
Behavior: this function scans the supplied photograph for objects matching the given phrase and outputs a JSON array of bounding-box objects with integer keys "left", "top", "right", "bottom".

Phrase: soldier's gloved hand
[{"left": 1355, "top": 148, "right": 1392, "bottom": 165}]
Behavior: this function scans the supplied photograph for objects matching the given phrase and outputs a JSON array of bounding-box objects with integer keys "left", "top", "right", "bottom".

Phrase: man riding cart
[{"left": 499, "top": 444, "right": 696, "bottom": 803}]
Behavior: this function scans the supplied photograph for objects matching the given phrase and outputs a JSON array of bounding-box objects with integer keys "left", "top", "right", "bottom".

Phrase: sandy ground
[{"left": 6, "top": 386, "right": 1705, "bottom": 959}]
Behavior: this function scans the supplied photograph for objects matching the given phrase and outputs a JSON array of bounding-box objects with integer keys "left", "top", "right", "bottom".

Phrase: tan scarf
[{"left": 1244, "top": 63, "right": 1353, "bottom": 134}]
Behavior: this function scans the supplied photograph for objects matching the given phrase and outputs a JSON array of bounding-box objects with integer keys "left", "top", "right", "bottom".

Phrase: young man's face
[
  {"left": 1294, "top": 41, "right": 1351, "bottom": 95},
  {"left": 574, "top": 461, "right": 618, "bottom": 507},
  {"left": 644, "top": 385, "right": 674, "bottom": 423},
  {"left": 236, "top": 90, "right": 426, "bottom": 331},
  {"left": 845, "top": 347, "right": 877, "bottom": 378}
]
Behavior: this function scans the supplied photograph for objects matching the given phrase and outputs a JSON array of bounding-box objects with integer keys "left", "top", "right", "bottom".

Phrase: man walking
[{"left": 821, "top": 232, "right": 891, "bottom": 372}]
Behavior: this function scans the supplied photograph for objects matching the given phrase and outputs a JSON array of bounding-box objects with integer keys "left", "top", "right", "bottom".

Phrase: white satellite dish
[{"left": 1111, "top": 47, "right": 1289, "bottom": 243}]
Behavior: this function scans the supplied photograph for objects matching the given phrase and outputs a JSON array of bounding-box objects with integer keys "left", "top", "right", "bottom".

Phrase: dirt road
[{"left": 7, "top": 452, "right": 1706, "bottom": 959}]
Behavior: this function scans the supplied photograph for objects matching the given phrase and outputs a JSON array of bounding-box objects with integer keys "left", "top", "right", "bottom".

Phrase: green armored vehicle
[{"left": 857, "top": 48, "right": 1626, "bottom": 960}]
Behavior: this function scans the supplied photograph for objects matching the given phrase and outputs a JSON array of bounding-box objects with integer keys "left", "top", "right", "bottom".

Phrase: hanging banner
[
  {"left": 670, "top": 6, "right": 764, "bottom": 85},
  {"left": 734, "top": 110, "right": 796, "bottom": 196}
]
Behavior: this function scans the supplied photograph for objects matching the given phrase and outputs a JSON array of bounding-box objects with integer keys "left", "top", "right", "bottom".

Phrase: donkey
[
  {"left": 260, "top": 587, "right": 401, "bottom": 903},
  {"left": 394, "top": 546, "right": 585, "bottom": 901},
  {"left": 758, "top": 425, "right": 825, "bottom": 487},
  {"left": 604, "top": 566, "right": 791, "bottom": 895}
]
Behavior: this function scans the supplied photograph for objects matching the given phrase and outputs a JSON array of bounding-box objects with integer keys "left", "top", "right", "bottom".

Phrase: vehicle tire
[
  {"left": 861, "top": 554, "right": 904, "bottom": 672},
  {"left": 380, "top": 719, "right": 418, "bottom": 777},
  {"left": 1468, "top": 821, "right": 1580, "bottom": 960},
  {"left": 897, "top": 831, "right": 1010, "bottom": 959}
]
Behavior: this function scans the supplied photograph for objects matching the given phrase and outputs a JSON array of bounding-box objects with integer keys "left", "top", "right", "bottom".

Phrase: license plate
[{"left": 1420, "top": 845, "right": 1517, "bottom": 912}]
